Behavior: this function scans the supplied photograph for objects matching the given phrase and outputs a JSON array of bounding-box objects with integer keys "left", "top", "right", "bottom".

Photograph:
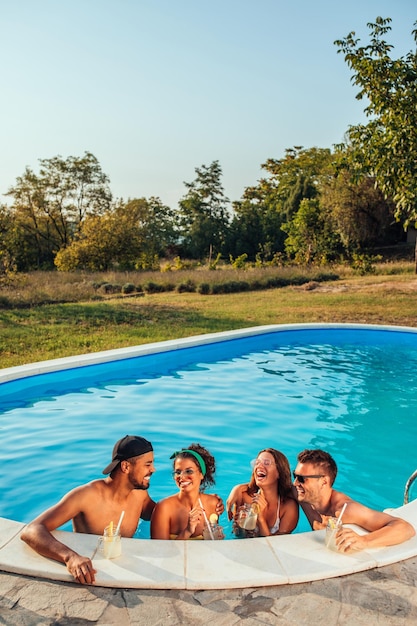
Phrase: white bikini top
[{"left": 269, "top": 496, "right": 281, "bottom": 534}]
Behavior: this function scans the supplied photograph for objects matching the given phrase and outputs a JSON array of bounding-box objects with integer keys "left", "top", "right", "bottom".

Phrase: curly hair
[
  {"left": 297, "top": 449, "right": 338, "bottom": 486},
  {"left": 172, "top": 443, "right": 216, "bottom": 491},
  {"left": 248, "top": 448, "right": 293, "bottom": 501}
]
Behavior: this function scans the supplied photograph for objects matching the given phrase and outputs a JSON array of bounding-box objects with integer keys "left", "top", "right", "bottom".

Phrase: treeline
[
  {"left": 1, "top": 17, "right": 416, "bottom": 274},
  {"left": 0, "top": 147, "right": 404, "bottom": 273}
]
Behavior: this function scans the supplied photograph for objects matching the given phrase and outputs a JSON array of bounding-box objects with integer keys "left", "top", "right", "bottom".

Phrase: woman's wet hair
[
  {"left": 248, "top": 448, "right": 293, "bottom": 500},
  {"left": 173, "top": 443, "right": 216, "bottom": 491}
]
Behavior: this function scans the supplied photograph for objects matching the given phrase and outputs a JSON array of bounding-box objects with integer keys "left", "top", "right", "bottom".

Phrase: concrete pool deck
[
  {"left": 1, "top": 550, "right": 417, "bottom": 624},
  {"left": 1, "top": 509, "right": 417, "bottom": 625}
]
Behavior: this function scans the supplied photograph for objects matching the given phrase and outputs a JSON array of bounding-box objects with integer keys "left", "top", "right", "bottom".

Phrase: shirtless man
[
  {"left": 21, "top": 435, "right": 155, "bottom": 585},
  {"left": 293, "top": 449, "right": 415, "bottom": 552}
]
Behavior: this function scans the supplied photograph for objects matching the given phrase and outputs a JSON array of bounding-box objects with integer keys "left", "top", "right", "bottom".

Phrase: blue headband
[{"left": 170, "top": 449, "right": 207, "bottom": 476}]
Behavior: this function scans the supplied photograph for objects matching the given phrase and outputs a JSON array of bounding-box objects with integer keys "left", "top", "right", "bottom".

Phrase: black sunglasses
[{"left": 293, "top": 472, "right": 324, "bottom": 484}]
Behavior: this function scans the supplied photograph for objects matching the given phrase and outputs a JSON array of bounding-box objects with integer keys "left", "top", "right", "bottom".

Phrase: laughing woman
[
  {"left": 151, "top": 443, "right": 222, "bottom": 540},
  {"left": 226, "top": 448, "right": 299, "bottom": 537}
]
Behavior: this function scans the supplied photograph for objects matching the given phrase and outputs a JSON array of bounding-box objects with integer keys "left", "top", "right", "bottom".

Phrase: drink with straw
[
  {"left": 325, "top": 517, "right": 342, "bottom": 551},
  {"left": 102, "top": 511, "right": 124, "bottom": 558},
  {"left": 233, "top": 502, "right": 260, "bottom": 538},
  {"left": 325, "top": 503, "right": 347, "bottom": 551},
  {"left": 102, "top": 520, "right": 122, "bottom": 558},
  {"left": 202, "top": 513, "right": 225, "bottom": 540}
]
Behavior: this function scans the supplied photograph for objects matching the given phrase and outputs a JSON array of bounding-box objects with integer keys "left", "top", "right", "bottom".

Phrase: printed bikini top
[{"left": 269, "top": 496, "right": 281, "bottom": 534}]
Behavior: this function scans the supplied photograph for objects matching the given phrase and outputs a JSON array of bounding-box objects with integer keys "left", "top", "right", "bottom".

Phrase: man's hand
[
  {"left": 335, "top": 527, "right": 364, "bottom": 553},
  {"left": 65, "top": 553, "right": 97, "bottom": 584},
  {"left": 214, "top": 494, "right": 225, "bottom": 517},
  {"left": 313, "top": 514, "right": 333, "bottom": 531}
]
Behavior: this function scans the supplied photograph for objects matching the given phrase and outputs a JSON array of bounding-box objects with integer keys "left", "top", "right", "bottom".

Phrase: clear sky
[{"left": 1, "top": 1, "right": 415, "bottom": 208}]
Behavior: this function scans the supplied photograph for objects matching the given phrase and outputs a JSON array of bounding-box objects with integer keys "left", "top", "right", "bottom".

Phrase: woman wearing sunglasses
[
  {"left": 151, "top": 443, "right": 223, "bottom": 539},
  {"left": 226, "top": 448, "right": 299, "bottom": 537}
]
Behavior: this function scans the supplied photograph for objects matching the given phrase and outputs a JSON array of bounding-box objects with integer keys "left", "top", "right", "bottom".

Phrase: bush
[
  {"left": 230, "top": 253, "right": 248, "bottom": 270},
  {"left": 177, "top": 280, "right": 196, "bottom": 293},
  {"left": 351, "top": 254, "right": 382, "bottom": 276},
  {"left": 99, "top": 283, "right": 121, "bottom": 294},
  {"left": 198, "top": 282, "right": 211, "bottom": 295},
  {"left": 143, "top": 281, "right": 176, "bottom": 294},
  {"left": 121, "top": 283, "right": 136, "bottom": 294},
  {"left": 143, "top": 281, "right": 165, "bottom": 294}
]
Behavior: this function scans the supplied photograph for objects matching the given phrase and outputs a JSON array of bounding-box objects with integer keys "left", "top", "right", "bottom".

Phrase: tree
[
  {"left": 227, "top": 147, "right": 334, "bottom": 262},
  {"left": 262, "top": 147, "right": 333, "bottom": 220},
  {"left": 334, "top": 17, "right": 417, "bottom": 265},
  {"left": 282, "top": 198, "right": 341, "bottom": 265},
  {"left": 7, "top": 152, "right": 112, "bottom": 268},
  {"left": 320, "top": 169, "right": 398, "bottom": 253},
  {"left": 55, "top": 197, "right": 177, "bottom": 271},
  {"left": 177, "top": 161, "right": 230, "bottom": 259},
  {"left": 228, "top": 179, "right": 286, "bottom": 262}
]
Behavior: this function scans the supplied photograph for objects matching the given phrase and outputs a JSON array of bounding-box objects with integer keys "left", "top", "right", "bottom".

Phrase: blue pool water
[{"left": 1, "top": 325, "right": 417, "bottom": 538}]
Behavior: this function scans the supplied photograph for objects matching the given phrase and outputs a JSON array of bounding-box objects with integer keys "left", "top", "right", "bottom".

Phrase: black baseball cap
[{"left": 102, "top": 435, "right": 153, "bottom": 474}]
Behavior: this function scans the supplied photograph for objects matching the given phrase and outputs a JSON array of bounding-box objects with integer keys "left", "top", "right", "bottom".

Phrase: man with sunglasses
[{"left": 293, "top": 449, "right": 415, "bottom": 552}]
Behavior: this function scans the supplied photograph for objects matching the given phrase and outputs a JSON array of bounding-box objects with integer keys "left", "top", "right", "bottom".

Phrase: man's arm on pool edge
[
  {"left": 20, "top": 488, "right": 97, "bottom": 585},
  {"left": 334, "top": 503, "right": 415, "bottom": 552}
]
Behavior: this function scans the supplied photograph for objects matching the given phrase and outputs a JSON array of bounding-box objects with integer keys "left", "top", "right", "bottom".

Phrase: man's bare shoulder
[
  {"left": 66, "top": 478, "right": 109, "bottom": 498},
  {"left": 330, "top": 489, "right": 355, "bottom": 511}
]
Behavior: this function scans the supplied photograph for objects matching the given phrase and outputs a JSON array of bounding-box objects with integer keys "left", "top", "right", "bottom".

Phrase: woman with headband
[{"left": 150, "top": 443, "right": 223, "bottom": 539}]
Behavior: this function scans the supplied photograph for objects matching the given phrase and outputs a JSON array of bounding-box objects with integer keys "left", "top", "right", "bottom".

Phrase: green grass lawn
[{"left": 1, "top": 271, "right": 417, "bottom": 368}]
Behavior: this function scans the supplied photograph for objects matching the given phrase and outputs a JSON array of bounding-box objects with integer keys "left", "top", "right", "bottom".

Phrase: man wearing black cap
[{"left": 21, "top": 435, "right": 155, "bottom": 585}]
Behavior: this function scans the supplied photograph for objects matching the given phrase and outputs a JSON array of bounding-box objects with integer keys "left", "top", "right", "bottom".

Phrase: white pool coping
[
  {"left": 1, "top": 323, "right": 417, "bottom": 589},
  {"left": 1, "top": 504, "right": 417, "bottom": 589}
]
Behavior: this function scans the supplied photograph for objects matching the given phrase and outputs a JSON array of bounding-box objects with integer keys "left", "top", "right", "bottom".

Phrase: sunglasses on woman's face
[
  {"left": 251, "top": 457, "right": 276, "bottom": 468},
  {"left": 292, "top": 472, "right": 324, "bottom": 484},
  {"left": 172, "top": 469, "right": 196, "bottom": 478}
]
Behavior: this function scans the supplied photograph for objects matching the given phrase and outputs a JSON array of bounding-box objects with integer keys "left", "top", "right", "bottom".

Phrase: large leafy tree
[
  {"left": 228, "top": 178, "right": 286, "bottom": 261},
  {"left": 228, "top": 147, "right": 333, "bottom": 262},
  {"left": 334, "top": 17, "right": 417, "bottom": 236},
  {"left": 320, "top": 170, "right": 398, "bottom": 253},
  {"left": 282, "top": 198, "right": 341, "bottom": 265},
  {"left": 177, "top": 161, "right": 230, "bottom": 259},
  {"left": 262, "top": 147, "right": 333, "bottom": 220},
  {"left": 7, "top": 152, "right": 112, "bottom": 268},
  {"left": 55, "top": 196, "right": 177, "bottom": 271}
]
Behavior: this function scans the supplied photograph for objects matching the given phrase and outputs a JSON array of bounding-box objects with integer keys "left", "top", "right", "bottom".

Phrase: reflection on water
[{"left": 1, "top": 327, "right": 417, "bottom": 538}]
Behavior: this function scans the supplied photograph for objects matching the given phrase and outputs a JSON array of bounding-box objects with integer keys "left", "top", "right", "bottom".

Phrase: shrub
[
  {"left": 351, "top": 254, "right": 382, "bottom": 276},
  {"left": 99, "top": 283, "right": 121, "bottom": 294},
  {"left": 177, "top": 280, "right": 196, "bottom": 293},
  {"left": 198, "top": 282, "right": 211, "bottom": 295},
  {"left": 143, "top": 281, "right": 165, "bottom": 294},
  {"left": 229, "top": 253, "right": 248, "bottom": 270},
  {"left": 121, "top": 283, "right": 136, "bottom": 294},
  {"left": 143, "top": 281, "right": 176, "bottom": 294}
]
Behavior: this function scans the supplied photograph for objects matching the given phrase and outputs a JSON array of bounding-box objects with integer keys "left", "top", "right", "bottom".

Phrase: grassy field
[{"left": 1, "top": 265, "right": 417, "bottom": 368}]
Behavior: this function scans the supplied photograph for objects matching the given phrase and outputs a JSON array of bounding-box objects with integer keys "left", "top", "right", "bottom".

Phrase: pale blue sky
[{"left": 1, "top": 1, "right": 415, "bottom": 208}]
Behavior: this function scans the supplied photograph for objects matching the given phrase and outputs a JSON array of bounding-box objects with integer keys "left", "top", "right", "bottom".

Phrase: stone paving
[{"left": 1, "top": 557, "right": 417, "bottom": 625}]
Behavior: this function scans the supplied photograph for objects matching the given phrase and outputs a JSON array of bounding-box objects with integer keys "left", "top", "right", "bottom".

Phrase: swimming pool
[{"left": 1, "top": 322, "right": 417, "bottom": 541}]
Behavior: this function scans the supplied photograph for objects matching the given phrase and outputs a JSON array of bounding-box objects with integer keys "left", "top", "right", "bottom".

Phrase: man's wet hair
[{"left": 297, "top": 449, "right": 337, "bottom": 486}]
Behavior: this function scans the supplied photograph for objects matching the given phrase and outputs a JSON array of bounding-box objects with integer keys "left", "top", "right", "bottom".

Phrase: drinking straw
[
  {"left": 336, "top": 502, "right": 347, "bottom": 527},
  {"left": 326, "top": 502, "right": 347, "bottom": 548},
  {"left": 199, "top": 497, "right": 215, "bottom": 540},
  {"left": 115, "top": 510, "right": 125, "bottom": 536}
]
